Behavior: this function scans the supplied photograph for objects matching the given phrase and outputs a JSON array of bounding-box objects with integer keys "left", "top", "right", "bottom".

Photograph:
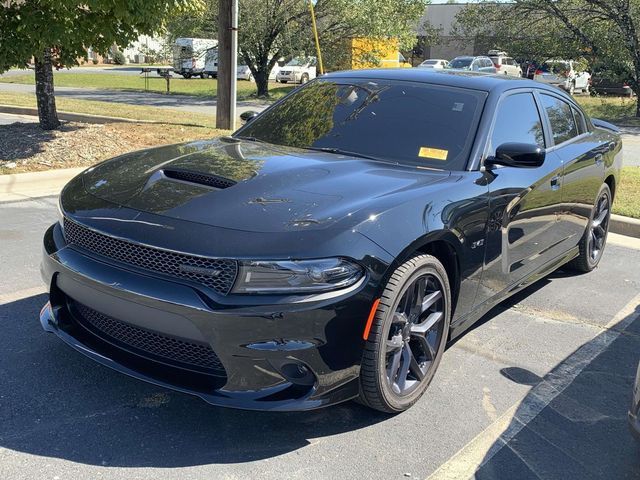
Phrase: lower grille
[{"left": 71, "top": 301, "right": 225, "bottom": 376}]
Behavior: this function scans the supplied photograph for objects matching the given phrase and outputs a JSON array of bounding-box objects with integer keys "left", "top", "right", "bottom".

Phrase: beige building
[{"left": 417, "top": 3, "right": 499, "bottom": 61}]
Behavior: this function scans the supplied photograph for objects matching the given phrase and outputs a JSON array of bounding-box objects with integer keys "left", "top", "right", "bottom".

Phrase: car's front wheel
[
  {"left": 359, "top": 254, "right": 451, "bottom": 413},
  {"left": 567, "top": 183, "right": 612, "bottom": 272}
]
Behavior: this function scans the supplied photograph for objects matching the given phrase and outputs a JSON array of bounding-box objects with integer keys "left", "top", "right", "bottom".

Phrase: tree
[
  {"left": 0, "top": 0, "right": 198, "bottom": 130},
  {"left": 168, "top": 0, "right": 429, "bottom": 97},
  {"left": 452, "top": 0, "right": 640, "bottom": 116}
]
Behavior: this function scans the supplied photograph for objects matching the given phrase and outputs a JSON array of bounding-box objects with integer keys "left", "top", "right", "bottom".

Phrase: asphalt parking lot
[{"left": 1, "top": 196, "right": 640, "bottom": 480}]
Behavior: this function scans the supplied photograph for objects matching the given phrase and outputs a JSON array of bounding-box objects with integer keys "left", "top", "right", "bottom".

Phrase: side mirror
[
  {"left": 486, "top": 142, "right": 545, "bottom": 168},
  {"left": 240, "top": 110, "right": 259, "bottom": 124}
]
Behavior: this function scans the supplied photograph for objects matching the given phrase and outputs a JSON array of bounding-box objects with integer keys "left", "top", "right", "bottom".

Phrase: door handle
[
  {"left": 595, "top": 153, "right": 604, "bottom": 165},
  {"left": 550, "top": 176, "right": 561, "bottom": 190}
]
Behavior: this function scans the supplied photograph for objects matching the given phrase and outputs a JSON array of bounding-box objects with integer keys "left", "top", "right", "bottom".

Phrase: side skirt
[{"left": 448, "top": 245, "right": 580, "bottom": 342}]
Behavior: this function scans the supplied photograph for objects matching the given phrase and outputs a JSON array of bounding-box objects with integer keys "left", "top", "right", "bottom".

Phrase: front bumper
[
  {"left": 629, "top": 361, "right": 640, "bottom": 441},
  {"left": 40, "top": 222, "right": 375, "bottom": 411}
]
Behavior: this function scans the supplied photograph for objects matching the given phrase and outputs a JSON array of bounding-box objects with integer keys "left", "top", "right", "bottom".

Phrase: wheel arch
[
  {"left": 380, "top": 231, "right": 462, "bottom": 318},
  {"left": 605, "top": 174, "right": 616, "bottom": 201}
]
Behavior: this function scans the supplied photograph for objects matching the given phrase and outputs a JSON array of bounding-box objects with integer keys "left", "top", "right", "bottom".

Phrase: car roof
[{"left": 323, "top": 68, "right": 561, "bottom": 94}]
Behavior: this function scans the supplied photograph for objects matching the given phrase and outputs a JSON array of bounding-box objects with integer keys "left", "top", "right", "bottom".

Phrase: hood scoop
[{"left": 162, "top": 168, "right": 237, "bottom": 189}]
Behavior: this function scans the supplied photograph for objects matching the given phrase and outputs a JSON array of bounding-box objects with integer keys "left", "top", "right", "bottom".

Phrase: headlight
[{"left": 232, "top": 258, "right": 364, "bottom": 294}]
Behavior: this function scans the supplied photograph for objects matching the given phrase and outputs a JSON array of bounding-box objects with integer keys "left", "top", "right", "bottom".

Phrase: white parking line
[{"left": 426, "top": 292, "right": 640, "bottom": 480}]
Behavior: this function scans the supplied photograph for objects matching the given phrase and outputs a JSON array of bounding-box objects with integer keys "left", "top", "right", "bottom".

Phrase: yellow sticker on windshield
[{"left": 419, "top": 147, "right": 448, "bottom": 161}]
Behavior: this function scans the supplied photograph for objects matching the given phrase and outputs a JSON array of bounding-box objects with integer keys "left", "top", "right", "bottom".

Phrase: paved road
[
  {"left": 1, "top": 195, "right": 640, "bottom": 480},
  {"left": 0, "top": 83, "right": 269, "bottom": 117},
  {"left": 1, "top": 66, "right": 169, "bottom": 78}
]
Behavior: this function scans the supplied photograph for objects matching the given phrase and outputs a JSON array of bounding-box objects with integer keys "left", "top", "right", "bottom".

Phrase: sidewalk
[{"left": 0, "top": 167, "right": 85, "bottom": 202}]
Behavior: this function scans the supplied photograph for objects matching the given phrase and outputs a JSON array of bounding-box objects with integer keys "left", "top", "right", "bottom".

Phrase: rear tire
[
  {"left": 359, "top": 254, "right": 451, "bottom": 413},
  {"left": 566, "top": 184, "right": 611, "bottom": 273},
  {"left": 301, "top": 73, "right": 309, "bottom": 84}
]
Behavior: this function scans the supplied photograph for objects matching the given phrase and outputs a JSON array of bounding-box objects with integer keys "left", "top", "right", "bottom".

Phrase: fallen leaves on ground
[{"left": 0, "top": 121, "right": 221, "bottom": 174}]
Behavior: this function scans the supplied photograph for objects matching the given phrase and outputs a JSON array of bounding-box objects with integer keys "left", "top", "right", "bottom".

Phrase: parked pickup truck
[{"left": 534, "top": 60, "right": 590, "bottom": 95}]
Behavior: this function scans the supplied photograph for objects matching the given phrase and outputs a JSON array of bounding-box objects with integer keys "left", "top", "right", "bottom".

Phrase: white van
[
  {"left": 276, "top": 57, "right": 317, "bottom": 84},
  {"left": 173, "top": 38, "right": 218, "bottom": 79}
]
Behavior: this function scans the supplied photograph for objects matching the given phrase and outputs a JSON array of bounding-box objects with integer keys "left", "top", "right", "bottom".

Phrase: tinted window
[
  {"left": 490, "top": 93, "right": 544, "bottom": 154},
  {"left": 238, "top": 79, "right": 486, "bottom": 170},
  {"left": 540, "top": 94, "right": 579, "bottom": 144}
]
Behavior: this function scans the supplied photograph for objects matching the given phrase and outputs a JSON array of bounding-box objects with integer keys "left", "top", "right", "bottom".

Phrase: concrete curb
[
  {"left": 610, "top": 214, "right": 640, "bottom": 239},
  {"left": 0, "top": 105, "right": 211, "bottom": 127},
  {"left": 0, "top": 167, "right": 85, "bottom": 202}
]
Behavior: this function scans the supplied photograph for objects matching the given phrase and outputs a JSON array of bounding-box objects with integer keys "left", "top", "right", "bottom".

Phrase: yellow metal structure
[
  {"left": 329, "top": 37, "right": 411, "bottom": 71},
  {"left": 308, "top": 1, "right": 324, "bottom": 75}
]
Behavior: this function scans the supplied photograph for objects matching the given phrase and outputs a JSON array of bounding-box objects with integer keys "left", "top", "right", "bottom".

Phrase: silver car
[{"left": 449, "top": 56, "right": 497, "bottom": 74}]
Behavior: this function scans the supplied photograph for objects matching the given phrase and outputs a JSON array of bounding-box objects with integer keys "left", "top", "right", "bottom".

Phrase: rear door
[
  {"left": 477, "top": 90, "right": 565, "bottom": 303},
  {"left": 538, "top": 92, "right": 606, "bottom": 249}
]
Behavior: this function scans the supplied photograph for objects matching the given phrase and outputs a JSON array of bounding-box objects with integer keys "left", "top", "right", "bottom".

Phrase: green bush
[
  {"left": 113, "top": 50, "right": 126, "bottom": 65},
  {"left": 92, "top": 58, "right": 98, "bottom": 65}
]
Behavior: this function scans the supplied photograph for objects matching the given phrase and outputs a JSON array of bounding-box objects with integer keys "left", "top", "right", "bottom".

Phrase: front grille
[
  {"left": 63, "top": 217, "right": 238, "bottom": 294},
  {"left": 71, "top": 301, "right": 226, "bottom": 376},
  {"left": 163, "top": 169, "right": 236, "bottom": 189}
]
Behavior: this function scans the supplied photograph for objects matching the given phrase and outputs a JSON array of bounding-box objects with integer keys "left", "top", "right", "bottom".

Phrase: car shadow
[
  {"left": 0, "top": 294, "right": 388, "bottom": 467},
  {"left": 0, "top": 122, "right": 85, "bottom": 162},
  {"left": 475, "top": 304, "right": 640, "bottom": 479}
]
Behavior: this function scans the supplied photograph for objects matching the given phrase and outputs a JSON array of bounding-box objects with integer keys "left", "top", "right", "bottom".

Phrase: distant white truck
[{"left": 173, "top": 38, "right": 218, "bottom": 79}]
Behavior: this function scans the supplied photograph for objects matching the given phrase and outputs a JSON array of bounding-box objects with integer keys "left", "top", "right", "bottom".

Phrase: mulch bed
[{"left": 0, "top": 120, "right": 216, "bottom": 174}]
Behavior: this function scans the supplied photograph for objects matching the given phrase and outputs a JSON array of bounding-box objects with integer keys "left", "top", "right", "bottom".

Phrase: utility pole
[
  {"left": 216, "top": 0, "right": 238, "bottom": 130},
  {"left": 308, "top": 0, "right": 324, "bottom": 75}
]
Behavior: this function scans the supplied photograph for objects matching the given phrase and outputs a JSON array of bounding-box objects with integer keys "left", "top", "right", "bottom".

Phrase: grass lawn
[
  {"left": 614, "top": 167, "right": 640, "bottom": 219},
  {"left": 576, "top": 96, "right": 640, "bottom": 126},
  {"left": 0, "top": 91, "right": 216, "bottom": 127},
  {"left": 0, "top": 72, "right": 294, "bottom": 101}
]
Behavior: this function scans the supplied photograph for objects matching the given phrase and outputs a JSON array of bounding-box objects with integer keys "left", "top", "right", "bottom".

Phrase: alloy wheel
[
  {"left": 385, "top": 273, "right": 446, "bottom": 396},
  {"left": 589, "top": 192, "right": 610, "bottom": 262}
]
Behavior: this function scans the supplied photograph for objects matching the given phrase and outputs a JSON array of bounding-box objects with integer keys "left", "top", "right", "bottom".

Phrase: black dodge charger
[{"left": 40, "top": 69, "right": 622, "bottom": 412}]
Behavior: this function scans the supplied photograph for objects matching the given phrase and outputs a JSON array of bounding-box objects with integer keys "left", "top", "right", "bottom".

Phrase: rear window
[
  {"left": 237, "top": 78, "right": 487, "bottom": 171},
  {"left": 541, "top": 62, "right": 570, "bottom": 74},
  {"left": 451, "top": 58, "right": 472, "bottom": 69}
]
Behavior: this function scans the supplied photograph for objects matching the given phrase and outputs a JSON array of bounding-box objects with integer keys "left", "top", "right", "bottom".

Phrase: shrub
[{"left": 113, "top": 50, "right": 126, "bottom": 65}]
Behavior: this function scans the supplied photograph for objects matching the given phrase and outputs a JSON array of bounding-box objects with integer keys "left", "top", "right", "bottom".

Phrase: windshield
[
  {"left": 423, "top": 60, "right": 438, "bottom": 65},
  {"left": 450, "top": 58, "right": 472, "bottom": 69},
  {"left": 286, "top": 57, "right": 311, "bottom": 67},
  {"left": 236, "top": 78, "right": 486, "bottom": 170}
]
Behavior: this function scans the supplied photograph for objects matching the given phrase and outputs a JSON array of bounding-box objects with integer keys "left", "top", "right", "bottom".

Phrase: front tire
[
  {"left": 567, "top": 184, "right": 611, "bottom": 272},
  {"left": 359, "top": 255, "right": 451, "bottom": 413}
]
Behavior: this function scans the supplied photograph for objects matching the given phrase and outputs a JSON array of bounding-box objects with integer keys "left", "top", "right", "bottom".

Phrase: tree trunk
[
  {"left": 34, "top": 48, "right": 60, "bottom": 130},
  {"left": 255, "top": 70, "right": 269, "bottom": 97}
]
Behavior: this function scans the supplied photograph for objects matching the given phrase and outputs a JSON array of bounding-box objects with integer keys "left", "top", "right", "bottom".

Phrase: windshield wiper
[{"left": 304, "top": 146, "right": 380, "bottom": 161}]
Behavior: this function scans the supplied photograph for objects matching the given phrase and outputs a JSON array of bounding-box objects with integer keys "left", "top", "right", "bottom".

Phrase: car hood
[{"left": 80, "top": 138, "right": 450, "bottom": 233}]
